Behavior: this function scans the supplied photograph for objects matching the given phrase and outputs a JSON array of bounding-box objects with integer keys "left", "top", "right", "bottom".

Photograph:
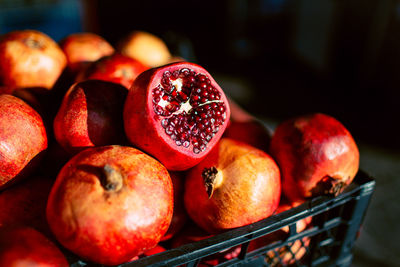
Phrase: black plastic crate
[{"left": 73, "top": 170, "right": 375, "bottom": 267}]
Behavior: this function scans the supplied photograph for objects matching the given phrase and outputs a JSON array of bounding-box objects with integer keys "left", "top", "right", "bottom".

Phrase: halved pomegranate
[{"left": 124, "top": 62, "right": 231, "bottom": 171}]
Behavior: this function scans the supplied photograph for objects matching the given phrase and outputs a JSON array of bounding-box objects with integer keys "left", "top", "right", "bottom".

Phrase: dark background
[{"left": 1, "top": 0, "right": 400, "bottom": 150}]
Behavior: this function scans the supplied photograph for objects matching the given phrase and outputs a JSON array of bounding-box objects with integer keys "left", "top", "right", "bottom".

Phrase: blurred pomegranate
[
  {"left": 117, "top": 30, "right": 171, "bottom": 67},
  {"left": 59, "top": 32, "right": 114, "bottom": 76},
  {"left": 0, "top": 30, "right": 66, "bottom": 91}
]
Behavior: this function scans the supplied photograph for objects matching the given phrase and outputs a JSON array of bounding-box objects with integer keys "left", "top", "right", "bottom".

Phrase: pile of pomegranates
[{"left": 0, "top": 29, "right": 360, "bottom": 266}]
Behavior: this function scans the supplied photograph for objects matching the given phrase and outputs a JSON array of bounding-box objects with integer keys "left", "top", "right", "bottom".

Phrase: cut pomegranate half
[{"left": 124, "top": 62, "right": 231, "bottom": 170}]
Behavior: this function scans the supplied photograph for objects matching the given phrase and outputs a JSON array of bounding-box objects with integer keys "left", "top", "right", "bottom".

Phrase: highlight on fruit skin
[
  {"left": 117, "top": 30, "right": 172, "bottom": 68},
  {"left": 123, "top": 61, "right": 231, "bottom": 171},
  {"left": 0, "top": 29, "right": 67, "bottom": 90},
  {"left": 269, "top": 112, "right": 360, "bottom": 202}
]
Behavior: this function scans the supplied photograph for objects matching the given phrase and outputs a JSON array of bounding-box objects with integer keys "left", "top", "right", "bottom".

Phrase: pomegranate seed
[{"left": 154, "top": 68, "right": 228, "bottom": 153}]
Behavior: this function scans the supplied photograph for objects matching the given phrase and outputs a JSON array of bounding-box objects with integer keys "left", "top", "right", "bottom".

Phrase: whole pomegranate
[
  {"left": 53, "top": 80, "right": 128, "bottom": 154},
  {"left": 184, "top": 138, "right": 281, "bottom": 233},
  {"left": 270, "top": 113, "right": 359, "bottom": 202},
  {"left": 59, "top": 32, "right": 114, "bottom": 75},
  {"left": 0, "top": 176, "right": 54, "bottom": 236},
  {"left": 0, "top": 225, "right": 69, "bottom": 267},
  {"left": 0, "top": 30, "right": 67, "bottom": 91},
  {"left": 46, "top": 145, "right": 173, "bottom": 266},
  {"left": 75, "top": 53, "right": 149, "bottom": 89},
  {"left": 117, "top": 30, "right": 171, "bottom": 67},
  {"left": 0, "top": 94, "right": 47, "bottom": 189},
  {"left": 124, "top": 62, "right": 231, "bottom": 171}
]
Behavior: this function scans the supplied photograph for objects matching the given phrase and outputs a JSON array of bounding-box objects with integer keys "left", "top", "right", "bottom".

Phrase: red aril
[
  {"left": 124, "top": 62, "right": 231, "bottom": 171},
  {"left": 269, "top": 113, "right": 359, "bottom": 202},
  {"left": 184, "top": 138, "right": 281, "bottom": 233},
  {"left": 0, "top": 94, "right": 47, "bottom": 190},
  {"left": 46, "top": 145, "right": 173, "bottom": 266}
]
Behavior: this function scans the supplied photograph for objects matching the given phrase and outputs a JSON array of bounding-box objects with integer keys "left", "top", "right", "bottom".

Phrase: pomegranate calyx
[
  {"left": 24, "top": 38, "right": 43, "bottom": 49},
  {"left": 202, "top": 167, "right": 219, "bottom": 198},
  {"left": 310, "top": 176, "right": 346, "bottom": 197},
  {"left": 102, "top": 164, "right": 123, "bottom": 192}
]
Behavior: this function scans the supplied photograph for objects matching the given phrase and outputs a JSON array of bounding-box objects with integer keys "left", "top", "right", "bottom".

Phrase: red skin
[
  {"left": 123, "top": 62, "right": 231, "bottom": 171},
  {"left": 184, "top": 138, "right": 281, "bottom": 234},
  {"left": 0, "top": 30, "right": 66, "bottom": 90},
  {"left": 270, "top": 113, "right": 360, "bottom": 202},
  {"left": 46, "top": 145, "right": 174, "bottom": 266},
  {"left": 76, "top": 53, "right": 149, "bottom": 89},
  {"left": 0, "top": 94, "right": 47, "bottom": 189},
  {"left": 161, "top": 171, "right": 188, "bottom": 241},
  {"left": 53, "top": 80, "right": 128, "bottom": 155},
  {"left": 59, "top": 32, "right": 114, "bottom": 75},
  {"left": 0, "top": 225, "right": 69, "bottom": 267},
  {"left": 0, "top": 176, "right": 54, "bottom": 236}
]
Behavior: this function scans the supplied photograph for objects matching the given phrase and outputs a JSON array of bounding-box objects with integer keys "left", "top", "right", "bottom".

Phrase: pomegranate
[
  {"left": 124, "top": 62, "right": 231, "bottom": 171},
  {"left": 184, "top": 138, "right": 281, "bottom": 233},
  {"left": 0, "top": 176, "right": 54, "bottom": 236},
  {"left": 0, "top": 30, "right": 67, "bottom": 91},
  {"left": 0, "top": 225, "right": 68, "bottom": 267},
  {"left": 46, "top": 145, "right": 173, "bottom": 266},
  {"left": 269, "top": 113, "right": 360, "bottom": 202},
  {"left": 161, "top": 171, "right": 188, "bottom": 241},
  {"left": 59, "top": 32, "right": 114, "bottom": 76},
  {"left": 76, "top": 53, "right": 149, "bottom": 89},
  {"left": 0, "top": 94, "right": 47, "bottom": 190},
  {"left": 117, "top": 30, "right": 171, "bottom": 67},
  {"left": 53, "top": 80, "right": 128, "bottom": 154}
]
